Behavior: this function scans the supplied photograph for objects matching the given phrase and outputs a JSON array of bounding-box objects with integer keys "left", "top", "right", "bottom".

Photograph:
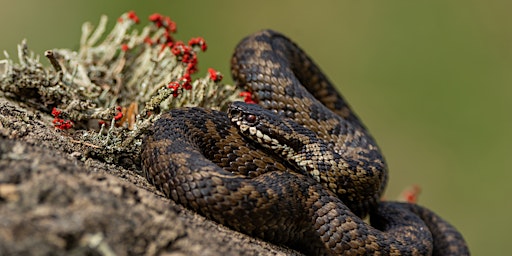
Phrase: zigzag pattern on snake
[{"left": 141, "top": 29, "right": 469, "bottom": 255}]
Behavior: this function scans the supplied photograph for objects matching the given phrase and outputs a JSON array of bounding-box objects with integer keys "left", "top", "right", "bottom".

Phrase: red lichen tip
[
  {"left": 121, "top": 44, "right": 130, "bottom": 52},
  {"left": 149, "top": 13, "right": 177, "bottom": 33},
  {"left": 127, "top": 10, "right": 140, "bottom": 24},
  {"left": 164, "top": 16, "right": 177, "bottom": 33},
  {"left": 114, "top": 112, "right": 123, "bottom": 121},
  {"left": 400, "top": 185, "right": 422, "bottom": 203},
  {"left": 185, "top": 55, "right": 198, "bottom": 74},
  {"left": 144, "top": 36, "right": 154, "bottom": 46},
  {"left": 208, "top": 68, "right": 223, "bottom": 82},
  {"left": 149, "top": 13, "right": 162, "bottom": 23},
  {"left": 51, "top": 107, "right": 61, "bottom": 117},
  {"left": 188, "top": 37, "right": 207, "bottom": 52},
  {"left": 171, "top": 41, "right": 190, "bottom": 56},
  {"left": 167, "top": 81, "right": 181, "bottom": 97},
  {"left": 181, "top": 73, "right": 192, "bottom": 90},
  {"left": 239, "top": 91, "right": 257, "bottom": 104},
  {"left": 52, "top": 119, "right": 72, "bottom": 130},
  {"left": 53, "top": 119, "right": 73, "bottom": 130},
  {"left": 114, "top": 106, "right": 123, "bottom": 121}
]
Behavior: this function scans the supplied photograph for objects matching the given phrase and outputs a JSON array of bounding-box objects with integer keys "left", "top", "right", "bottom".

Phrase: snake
[{"left": 141, "top": 29, "right": 469, "bottom": 255}]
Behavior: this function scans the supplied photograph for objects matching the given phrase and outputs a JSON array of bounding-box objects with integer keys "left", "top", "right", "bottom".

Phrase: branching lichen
[{"left": 0, "top": 11, "right": 244, "bottom": 167}]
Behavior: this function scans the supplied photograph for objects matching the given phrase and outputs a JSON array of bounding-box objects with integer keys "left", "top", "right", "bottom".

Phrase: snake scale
[{"left": 141, "top": 30, "right": 469, "bottom": 255}]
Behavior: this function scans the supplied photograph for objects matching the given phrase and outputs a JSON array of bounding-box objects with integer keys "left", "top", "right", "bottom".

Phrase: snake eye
[{"left": 246, "top": 114, "right": 257, "bottom": 123}]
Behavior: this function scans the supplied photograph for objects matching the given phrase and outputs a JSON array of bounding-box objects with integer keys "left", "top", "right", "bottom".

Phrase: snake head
[
  {"left": 229, "top": 101, "right": 280, "bottom": 146},
  {"left": 228, "top": 101, "right": 320, "bottom": 157}
]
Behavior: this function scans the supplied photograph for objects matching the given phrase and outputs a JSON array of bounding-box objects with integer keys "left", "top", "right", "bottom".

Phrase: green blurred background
[{"left": 1, "top": 1, "right": 510, "bottom": 254}]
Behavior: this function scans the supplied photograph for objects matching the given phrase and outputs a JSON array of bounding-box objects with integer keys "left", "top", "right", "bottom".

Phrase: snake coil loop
[{"left": 142, "top": 30, "right": 469, "bottom": 255}]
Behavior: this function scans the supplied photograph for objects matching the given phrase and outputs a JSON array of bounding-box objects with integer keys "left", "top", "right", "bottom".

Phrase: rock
[{"left": 0, "top": 97, "right": 300, "bottom": 256}]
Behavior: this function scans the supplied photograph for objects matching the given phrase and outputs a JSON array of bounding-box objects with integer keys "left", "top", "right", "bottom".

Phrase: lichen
[{"left": 0, "top": 11, "right": 243, "bottom": 167}]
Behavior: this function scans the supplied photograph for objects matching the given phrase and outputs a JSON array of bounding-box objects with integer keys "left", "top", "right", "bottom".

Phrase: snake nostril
[{"left": 229, "top": 109, "right": 240, "bottom": 117}]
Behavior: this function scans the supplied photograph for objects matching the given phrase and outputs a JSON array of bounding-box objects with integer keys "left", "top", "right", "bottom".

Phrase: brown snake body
[{"left": 142, "top": 30, "right": 469, "bottom": 255}]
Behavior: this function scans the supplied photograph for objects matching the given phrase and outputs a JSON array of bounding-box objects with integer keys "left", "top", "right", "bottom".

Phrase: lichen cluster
[{"left": 0, "top": 11, "right": 242, "bottom": 165}]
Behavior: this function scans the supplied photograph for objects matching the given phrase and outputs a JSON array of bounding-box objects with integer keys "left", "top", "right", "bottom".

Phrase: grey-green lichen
[{"left": 0, "top": 12, "right": 242, "bottom": 167}]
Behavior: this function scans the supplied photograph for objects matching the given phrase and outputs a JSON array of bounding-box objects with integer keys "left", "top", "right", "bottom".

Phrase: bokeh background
[{"left": 1, "top": 1, "right": 510, "bottom": 254}]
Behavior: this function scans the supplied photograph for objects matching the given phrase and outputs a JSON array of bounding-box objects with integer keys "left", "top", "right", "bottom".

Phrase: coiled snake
[{"left": 141, "top": 30, "right": 469, "bottom": 255}]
